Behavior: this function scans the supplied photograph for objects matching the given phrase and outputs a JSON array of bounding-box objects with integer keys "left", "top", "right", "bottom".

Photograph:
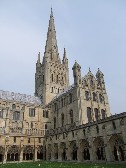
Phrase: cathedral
[{"left": 0, "top": 9, "right": 126, "bottom": 164}]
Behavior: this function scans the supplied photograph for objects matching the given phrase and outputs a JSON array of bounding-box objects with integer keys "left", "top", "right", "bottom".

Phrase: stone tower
[{"left": 35, "top": 9, "right": 69, "bottom": 105}]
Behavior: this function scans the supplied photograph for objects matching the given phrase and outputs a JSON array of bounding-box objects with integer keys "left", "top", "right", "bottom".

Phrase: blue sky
[{"left": 0, "top": 0, "right": 126, "bottom": 114}]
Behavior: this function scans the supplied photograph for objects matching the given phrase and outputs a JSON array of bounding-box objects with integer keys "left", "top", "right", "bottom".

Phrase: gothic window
[
  {"left": 54, "top": 117, "right": 56, "bottom": 129},
  {"left": 0, "top": 109, "right": 3, "bottom": 118},
  {"left": 45, "top": 124, "right": 47, "bottom": 129},
  {"left": 87, "top": 107, "right": 92, "bottom": 122},
  {"left": 46, "top": 111, "right": 48, "bottom": 118},
  {"left": 51, "top": 74, "right": 53, "bottom": 82},
  {"left": 43, "top": 75, "right": 44, "bottom": 82},
  {"left": 13, "top": 111, "right": 20, "bottom": 120},
  {"left": 93, "top": 92, "right": 97, "bottom": 101},
  {"left": 43, "top": 110, "right": 45, "bottom": 117},
  {"left": 38, "top": 138, "right": 41, "bottom": 143},
  {"left": 58, "top": 88, "right": 59, "bottom": 93},
  {"left": 28, "top": 138, "right": 30, "bottom": 143},
  {"left": 99, "top": 94, "right": 104, "bottom": 103},
  {"left": 29, "top": 108, "right": 35, "bottom": 117},
  {"left": 70, "top": 110, "right": 73, "bottom": 124},
  {"left": 69, "top": 93, "right": 72, "bottom": 104},
  {"left": 14, "top": 137, "right": 16, "bottom": 143},
  {"left": 85, "top": 91, "right": 89, "bottom": 101},
  {"left": 101, "top": 109, "right": 105, "bottom": 119},
  {"left": 94, "top": 108, "right": 99, "bottom": 121},
  {"left": 31, "top": 122, "right": 33, "bottom": 128},
  {"left": 12, "top": 104, "right": 16, "bottom": 109},
  {"left": 61, "top": 113, "right": 64, "bottom": 126},
  {"left": 51, "top": 87, "right": 53, "bottom": 93},
  {"left": 90, "top": 78, "right": 93, "bottom": 86},
  {"left": 57, "top": 75, "right": 58, "bottom": 83}
]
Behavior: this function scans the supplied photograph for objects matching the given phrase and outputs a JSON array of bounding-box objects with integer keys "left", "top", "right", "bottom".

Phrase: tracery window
[
  {"left": 94, "top": 108, "right": 99, "bottom": 121},
  {"left": 29, "top": 108, "right": 35, "bottom": 117},
  {"left": 93, "top": 92, "right": 97, "bottom": 101},
  {"left": 61, "top": 113, "right": 64, "bottom": 126},
  {"left": 99, "top": 94, "right": 104, "bottom": 103},
  {"left": 54, "top": 117, "right": 56, "bottom": 129},
  {"left": 69, "top": 93, "right": 72, "bottom": 104},
  {"left": 12, "top": 104, "right": 16, "bottom": 109},
  {"left": 85, "top": 91, "right": 89, "bottom": 101},
  {"left": 87, "top": 107, "right": 92, "bottom": 122},
  {"left": 70, "top": 110, "right": 73, "bottom": 124},
  {"left": 101, "top": 109, "right": 105, "bottom": 119},
  {"left": 13, "top": 111, "right": 20, "bottom": 120}
]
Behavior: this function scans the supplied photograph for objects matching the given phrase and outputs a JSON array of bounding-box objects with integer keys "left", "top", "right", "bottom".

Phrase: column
[
  {"left": 58, "top": 143, "right": 62, "bottom": 161},
  {"left": 34, "top": 147, "right": 38, "bottom": 161}
]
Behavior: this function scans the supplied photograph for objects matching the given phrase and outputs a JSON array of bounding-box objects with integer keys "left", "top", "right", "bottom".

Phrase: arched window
[
  {"left": 51, "top": 74, "right": 53, "bottom": 82},
  {"left": 85, "top": 91, "right": 89, "bottom": 101},
  {"left": 46, "top": 111, "right": 48, "bottom": 118},
  {"left": 12, "top": 104, "right": 16, "bottom": 109},
  {"left": 54, "top": 117, "right": 56, "bottom": 129},
  {"left": 13, "top": 111, "right": 20, "bottom": 120},
  {"left": 87, "top": 107, "right": 91, "bottom": 122},
  {"left": 31, "top": 122, "right": 33, "bottom": 128},
  {"left": 101, "top": 109, "right": 105, "bottom": 119},
  {"left": 93, "top": 92, "right": 97, "bottom": 101},
  {"left": 94, "top": 108, "right": 99, "bottom": 121},
  {"left": 58, "top": 88, "right": 59, "bottom": 93},
  {"left": 70, "top": 110, "right": 73, "bottom": 124},
  {"left": 99, "top": 94, "right": 104, "bottom": 103},
  {"left": 61, "top": 113, "right": 64, "bottom": 126},
  {"left": 45, "top": 124, "right": 47, "bottom": 129},
  {"left": 57, "top": 75, "right": 58, "bottom": 83},
  {"left": 51, "top": 87, "right": 53, "bottom": 93},
  {"left": 69, "top": 93, "right": 72, "bottom": 104}
]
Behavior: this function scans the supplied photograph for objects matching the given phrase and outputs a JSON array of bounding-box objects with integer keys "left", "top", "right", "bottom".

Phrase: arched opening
[
  {"left": 37, "top": 146, "right": 43, "bottom": 160},
  {"left": 23, "top": 146, "right": 34, "bottom": 161},
  {"left": 79, "top": 139, "right": 90, "bottom": 161},
  {"left": 7, "top": 145, "right": 19, "bottom": 161},
  {"left": 109, "top": 134, "right": 125, "bottom": 161},
  {"left": 93, "top": 137, "right": 105, "bottom": 161}
]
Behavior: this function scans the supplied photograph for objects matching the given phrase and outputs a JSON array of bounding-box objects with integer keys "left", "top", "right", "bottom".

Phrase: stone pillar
[
  {"left": 3, "top": 151, "right": 7, "bottom": 164},
  {"left": 88, "top": 137, "right": 95, "bottom": 161},
  {"left": 103, "top": 136, "right": 112, "bottom": 162},
  {"left": 58, "top": 143, "right": 62, "bottom": 161},
  {"left": 66, "top": 141, "right": 71, "bottom": 161},
  {"left": 34, "top": 147, "right": 38, "bottom": 161}
]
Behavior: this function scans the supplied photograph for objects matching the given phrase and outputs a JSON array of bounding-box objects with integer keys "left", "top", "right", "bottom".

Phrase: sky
[{"left": 0, "top": 0, "right": 126, "bottom": 114}]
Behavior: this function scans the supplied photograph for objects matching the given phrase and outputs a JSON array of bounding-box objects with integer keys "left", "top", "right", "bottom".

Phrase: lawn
[{"left": 0, "top": 161, "right": 126, "bottom": 168}]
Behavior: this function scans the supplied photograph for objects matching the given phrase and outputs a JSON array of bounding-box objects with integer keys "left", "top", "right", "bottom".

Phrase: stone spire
[
  {"left": 62, "top": 48, "right": 68, "bottom": 64},
  {"left": 44, "top": 8, "right": 60, "bottom": 63}
]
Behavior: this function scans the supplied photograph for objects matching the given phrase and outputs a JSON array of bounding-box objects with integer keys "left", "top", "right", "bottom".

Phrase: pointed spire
[
  {"left": 37, "top": 52, "right": 40, "bottom": 63},
  {"left": 44, "top": 8, "right": 60, "bottom": 62}
]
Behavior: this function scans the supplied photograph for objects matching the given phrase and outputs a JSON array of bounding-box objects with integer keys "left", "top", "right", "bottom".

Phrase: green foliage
[{"left": 0, "top": 161, "right": 125, "bottom": 168}]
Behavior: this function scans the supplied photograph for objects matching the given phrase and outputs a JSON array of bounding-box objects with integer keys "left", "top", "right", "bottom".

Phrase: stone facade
[{"left": 0, "top": 9, "right": 125, "bottom": 164}]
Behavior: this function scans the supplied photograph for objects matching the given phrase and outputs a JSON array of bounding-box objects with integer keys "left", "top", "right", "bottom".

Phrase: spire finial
[
  {"left": 51, "top": 7, "right": 53, "bottom": 16},
  {"left": 89, "top": 67, "right": 91, "bottom": 72},
  {"left": 38, "top": 52, "right": 40, "bottom": 63}
]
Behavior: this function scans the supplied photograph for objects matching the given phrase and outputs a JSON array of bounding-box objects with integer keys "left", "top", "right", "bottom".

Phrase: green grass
[{"left": 0, "top": 161, "right": 126, "bottom": 168}]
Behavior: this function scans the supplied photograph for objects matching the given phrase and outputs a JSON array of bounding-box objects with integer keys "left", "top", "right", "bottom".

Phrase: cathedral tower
[{"left": 35, "top": 9, "right": 69, "bottom": 105}]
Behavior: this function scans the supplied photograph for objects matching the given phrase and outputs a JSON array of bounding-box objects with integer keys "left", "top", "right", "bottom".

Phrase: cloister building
[{"left": 0, "top": 9, "right": 126, "bottom": 163}]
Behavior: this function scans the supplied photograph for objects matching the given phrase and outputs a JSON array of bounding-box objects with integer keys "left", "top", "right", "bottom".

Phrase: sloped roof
[{"left": 0, "top": 90, "right": 41, "bottom": 105}]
